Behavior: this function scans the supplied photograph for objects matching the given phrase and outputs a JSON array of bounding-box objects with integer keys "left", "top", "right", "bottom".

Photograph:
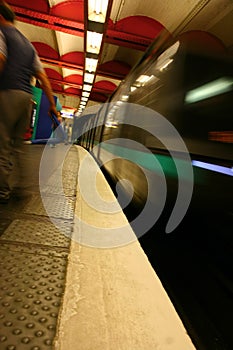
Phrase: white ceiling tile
[
  {"left": 62, "top": 68, "right": 83, "bottom": 78},
  {"left": 15, "top": 21, "right": 57, "bottom": 49},
  {"left": 55, "top": 31, "right": 84, "bottom": 56},
  {"left": 48, "top": 0, "right": 66, "bottom": 7}
]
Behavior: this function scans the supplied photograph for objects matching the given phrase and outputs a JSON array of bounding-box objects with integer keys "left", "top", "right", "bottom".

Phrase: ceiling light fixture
[
  {"left": 88, "top": 0, "right": 109, "bottom": 23},
  {"left": 77, "top": 0, "right": 112, "bottom": 114},
  {"left": 81, "top": 97, "right": 88, "bottom": 102},
  {"left": 82, "top": 91, "right": 90, "bottom": 98},
  {"left": 83, "top": 84, "right": 92, "bottom": 91},
  {"left": 85, "top": 57, "right": 98, "bottom": 72},
  {"left": 84, "top": 72, "right": 95, "bottom": 84},
  {"left": 86, "top": 31, "right": 103, "bottom": 54}
]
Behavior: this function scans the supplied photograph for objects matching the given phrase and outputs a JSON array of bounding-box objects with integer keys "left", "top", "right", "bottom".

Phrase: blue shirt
[{"left": 0, "top": 25, "right": 43, "bottom": 93}]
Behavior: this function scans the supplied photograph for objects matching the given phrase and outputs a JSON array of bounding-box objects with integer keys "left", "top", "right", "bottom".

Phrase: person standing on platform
[{"left": 0, "top": 1, "right": 58, "bottom": 203}]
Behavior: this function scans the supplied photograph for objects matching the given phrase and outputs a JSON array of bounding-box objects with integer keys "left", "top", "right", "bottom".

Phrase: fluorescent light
[
  {"left": 105, "top": 120, "right": 118, "bottom": 128},
  {"left": 83, "top": 84, "right": 92, "bottom": 91},
  {"left": 130, "top": 86, "right": 137, "bottom": 92},
  {"left": 157, "top": 58, "right": 173, "bottom": 71},
  {"left": 88, "top": 0, "right": 108, "bottom": 23},
  {"left": 137, "top": 75, "right": 150, "bottom": 84},
  {"left": 85, "top": 57, "right": 98, "bottom": 72},
  {"left": 156, "top": 41, "right": 179, "bottom": 69},
  {"left": 82, "top": 91, "right": 90, "bottom": 97},
  {"left": 80, "top": 101, "right": 86, "bottom": 106},
  {"left": 136, "top": 75, "right": 154, "bottom": 85},
  {"left": 86, "top": 31, "right": 103, "bottom": 54},
  {"left": 185, "top": 77, "right": 233, "bottom": 104},
  {"left": 81, "top": 97, "right": 88, "bottom": 101},
  {"left": 121, "top": 94, "right": 129, "bottom": 102},
  {"left": 192, "top": 160, "right": 233, "bottom": 177},
  {"left": 84, "top": 72, "right": 95, "bottom": 84}
]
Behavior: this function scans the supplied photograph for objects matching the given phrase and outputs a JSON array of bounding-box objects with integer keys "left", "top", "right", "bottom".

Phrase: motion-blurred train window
[
  {"left": 181, "top": 51, "right": 233, "bottom": 160},
  {"left": 110, "top": 40, "right": 233, "bottom": 160},
  {"left": 182, "top": 53, "right": 233, "bottom": 138}
]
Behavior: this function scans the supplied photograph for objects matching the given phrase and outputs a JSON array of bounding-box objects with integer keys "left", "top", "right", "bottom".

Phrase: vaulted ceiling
[{"left": 6, "top": 0, "right": 233, "bottom": 112}]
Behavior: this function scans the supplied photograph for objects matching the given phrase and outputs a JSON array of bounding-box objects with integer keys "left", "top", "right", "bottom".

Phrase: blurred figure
[{"left": 0, "top": 1, "right": 58, "bottom": 203}]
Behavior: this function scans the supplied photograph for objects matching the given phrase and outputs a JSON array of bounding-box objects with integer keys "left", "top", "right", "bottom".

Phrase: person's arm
[
  {"left": 33, "top": 50, "right": 58, "bottom": 118},
  {"left": 0, "top": 30, "right": 6, "bottom": 75},
  {"left": 35, "top": 69, "right": 58, "bottom": 118},
  {"left": 0, "top": 52, "right": 6, "bottom": 74}
]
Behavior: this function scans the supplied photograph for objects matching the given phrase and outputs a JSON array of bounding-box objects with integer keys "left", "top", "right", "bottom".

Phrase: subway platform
[{"left": 0, "top": 144, "right": 196, "bottom": 350}]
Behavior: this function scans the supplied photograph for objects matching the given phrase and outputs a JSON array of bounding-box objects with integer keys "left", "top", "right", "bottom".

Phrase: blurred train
[
  {"left": 73, "top": 30, "right": 233, "bottom": 238},
  {"left": 72, "top": 31, "right": 233, "bottom": 349}
]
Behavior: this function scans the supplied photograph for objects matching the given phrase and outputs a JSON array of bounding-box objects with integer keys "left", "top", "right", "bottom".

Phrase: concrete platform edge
[{"left": 53, "top": 146, "right": 196, "bottom": 350}]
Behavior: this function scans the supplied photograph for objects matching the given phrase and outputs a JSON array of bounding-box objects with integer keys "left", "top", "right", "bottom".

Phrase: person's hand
[
  {"left": 48, "top": 104, "right": 58, "bottom": 119},
  {"left": 56, "top": 112, "right": 62, "bottom": 123}
]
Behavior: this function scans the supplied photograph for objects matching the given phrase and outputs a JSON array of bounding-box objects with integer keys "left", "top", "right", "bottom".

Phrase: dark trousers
[{"left": 0, "top": 89, "right": 32, "bottom": 198}]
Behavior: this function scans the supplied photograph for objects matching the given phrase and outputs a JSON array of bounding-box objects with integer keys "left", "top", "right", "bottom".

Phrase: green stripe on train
[{"left": 99, "top": 142, "right": 195, "bottom": 181}]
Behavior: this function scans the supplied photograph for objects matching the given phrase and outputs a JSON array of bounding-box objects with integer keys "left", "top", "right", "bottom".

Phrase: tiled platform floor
[
  {"left": 0, "top": 144, "right": 78, "bottom": 350},
  {"left": 0, "top": 144, "right": 196, "bottom": 350}
]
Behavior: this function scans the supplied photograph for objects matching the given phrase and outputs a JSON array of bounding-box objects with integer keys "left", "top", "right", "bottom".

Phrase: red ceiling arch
[
  {"left": 32, "top": 42, "right": 59, "bottom": 59},
  {"left": 64, "top": 87, "right": 81, "bottom": 95},
  {"left": 94, "top": 80, "right": 117, "bottom": 92},
  {"left": 50, "top": 0, "right": 84, "bottom": 22},
  {"left": 61, "top": 52, "right": 84, "bottom": 66},
  {"left": 113, "top": 15, "right": 165, "bottom": 39},
  {"left": 90, "top": 92, "right": 108, "bottom": 102},
  {"left": 178, "top": 30, "right": 226, "bottom": 53},
  {"left": 8, "top": 0, "right": 49, "bottom": 13},
  {"left": 44, "top": 68, "right": 62, "bottom": 80},
  {"left": 42, "top": 68, "right": 63, "bottom": 93},
  {"left": 64, "top": 74, "right": 83, "bottom": 84},
  {"left": 98, "top": 60, "right": 131, "bottom": 77},
  {"left": 51, "top": 83, "right": 63, "bottom": 92}
]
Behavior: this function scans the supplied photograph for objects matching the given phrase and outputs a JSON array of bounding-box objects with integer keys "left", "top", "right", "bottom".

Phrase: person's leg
[
  {"left": 11, "top": 91, "right": 32, "bottom": 192},
  {"left": 0, "top": 90, "right": 31, "bottom": 199},
  {"left": 0, "top": 90, "right": 15, "bottom": 200}
]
